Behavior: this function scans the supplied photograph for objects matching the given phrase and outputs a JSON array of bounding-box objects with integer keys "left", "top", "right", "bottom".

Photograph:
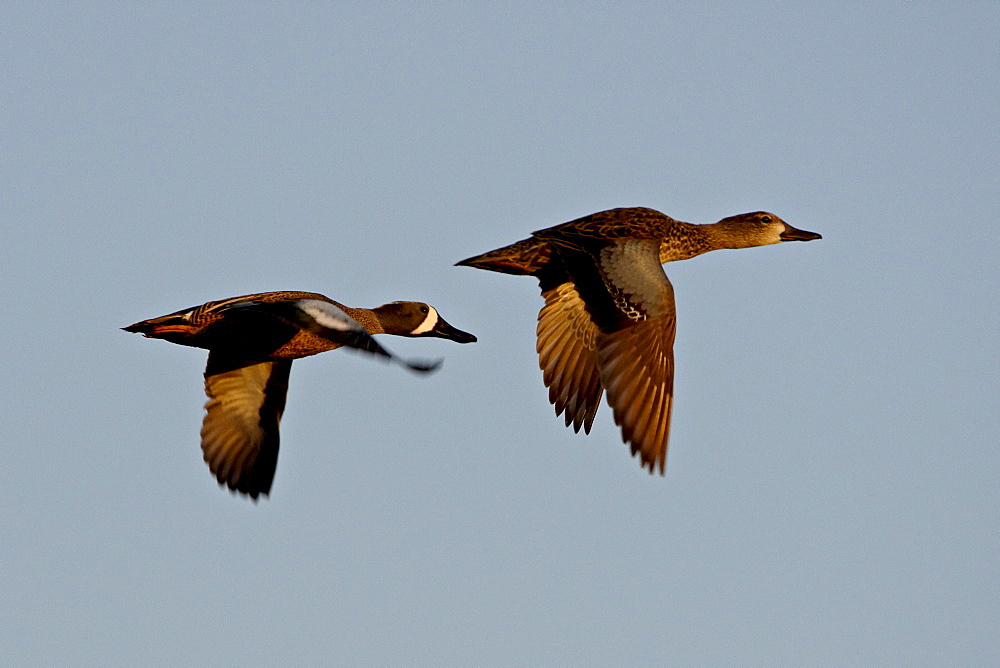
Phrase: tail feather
[
  {"left": 456, "top": 237, "right": 550, "bottom": 275},
  {"left": 122, "top": 313, "right": 195, "bottom": 337}
]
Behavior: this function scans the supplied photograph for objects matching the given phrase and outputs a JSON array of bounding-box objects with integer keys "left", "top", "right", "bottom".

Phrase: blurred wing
[
  {"left": 286, "top": 299, "right": 384, "bottom": 354},
  {"left": 536, "top": 280, "right": 604, "bottom": 433},
  {"left": 201, "top": 354, "right": 292, "bottom": 499}
]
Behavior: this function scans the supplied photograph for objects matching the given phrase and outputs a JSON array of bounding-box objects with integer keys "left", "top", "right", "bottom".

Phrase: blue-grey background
[{"left": 3, "top": 3, "right": 997, "bottom": 664}]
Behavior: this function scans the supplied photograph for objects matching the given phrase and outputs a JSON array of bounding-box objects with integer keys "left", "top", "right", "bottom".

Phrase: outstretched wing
[
  {"left": 200, "top": 353, "right": 292, "bottom": 499},
  {"left": 596, "top": 315, "right": 675, "bottom": 474},
  {"left": 544, "top": 236, "right": 678, "bottom": 473},
  {"left": 536, "top": 279, "right": 604, "bottom": 434}
]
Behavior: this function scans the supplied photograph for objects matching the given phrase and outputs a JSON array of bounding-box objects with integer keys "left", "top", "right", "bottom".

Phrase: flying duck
[
  {"left": 457, "top": 207, "right": 820, "bottom": 473},
  {"left": 124, "top": 291, "right": 477, "bottom": 499}
]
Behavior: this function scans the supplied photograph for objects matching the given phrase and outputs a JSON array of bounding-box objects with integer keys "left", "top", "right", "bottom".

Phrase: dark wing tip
[
  {"left": 405, "top": 357, "right": 444, "bottom": 374},
  {"left": 221, "top": 479, "right": 268, "bottom": 501}
]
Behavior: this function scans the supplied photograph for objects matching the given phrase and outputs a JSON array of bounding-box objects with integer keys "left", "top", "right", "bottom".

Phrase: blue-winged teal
[
  {"left": 124, "top": 291, "right": 477, "bottom": 499},
  {"left": 457, "top": 208, "right": 820, "bottom": 474}
]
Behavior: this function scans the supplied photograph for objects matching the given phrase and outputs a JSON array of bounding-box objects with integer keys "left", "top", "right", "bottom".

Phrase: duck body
[
  {"left": 457, "top": 207, "right": 820, "bottom": 474},
  {"left": 124, "top": 291, "right": 476, "bottom": 499}
]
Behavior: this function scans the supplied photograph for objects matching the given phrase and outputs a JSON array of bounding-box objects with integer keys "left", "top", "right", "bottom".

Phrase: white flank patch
[
  {"left": 410, "top": 305, "right": 439, "bottom": 335},
  {"left": 297, "top": 300, "right": 362, "bottom": 332}
]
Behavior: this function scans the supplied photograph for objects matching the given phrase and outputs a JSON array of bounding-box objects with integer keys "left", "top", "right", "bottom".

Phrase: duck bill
[
  {"left": 780, "top": 225, "right": 822, "bottom": 241},
  {"left": 426, "top": 317, "right": 477, "bottom": 343}
]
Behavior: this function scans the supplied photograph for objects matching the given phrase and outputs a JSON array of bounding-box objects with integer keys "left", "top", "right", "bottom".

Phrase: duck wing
[
  {"left": 232, "top": 299, "right": 440, "bottom": 373},
  {"left": 595, "top": 312, "right": 675, "bottom": 474},
  {"left": 200, "top": 353, "right": 292, "bottom": 499},
  {"left": 540, "top": 236, "right": 677, "bottom": 474},
  {"left": 536, "top": 269, "right": 604, "bottom": 434}
]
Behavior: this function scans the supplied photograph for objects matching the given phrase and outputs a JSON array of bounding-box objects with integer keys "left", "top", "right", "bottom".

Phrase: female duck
[{"left": 457, "top": 208, "right": 820, "bottom": 474}]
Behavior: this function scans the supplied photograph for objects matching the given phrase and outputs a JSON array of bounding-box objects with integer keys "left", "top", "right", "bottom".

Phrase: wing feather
[
  {"left": 596, "top": 315, "right": 675, "bottom": 473},
  {"left": 201, "top": 354, "right": 291, "bottom": 498},
  {"left": 536, "top": 281, "right": 604, "bottom": 433},
  {"left": 542, "top": 237, "right": 677, "bottom": 473}
]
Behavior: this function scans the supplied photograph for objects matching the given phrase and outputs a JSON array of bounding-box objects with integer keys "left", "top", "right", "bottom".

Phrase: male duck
[
  {"left": 124, "top": 291, "right": 477, "bottom": 499},
  {"left": 457, "top": 207, "right": 820, "bottom": 474}
]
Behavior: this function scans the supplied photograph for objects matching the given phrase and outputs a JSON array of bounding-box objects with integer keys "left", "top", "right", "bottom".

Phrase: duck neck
[
  {"left": 698, "top": 221, "right": 764, "bottom": 251},
  {"left": 343, "top": 305, "right": 384, "bottom": 334},
  {"left": 657, "top": 221, "right": 718, "bottom": 263}
]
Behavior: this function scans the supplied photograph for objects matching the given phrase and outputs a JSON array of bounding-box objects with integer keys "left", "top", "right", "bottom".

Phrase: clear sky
[{"left": 3, "top": 2, "right": 997, "bottom": 665}]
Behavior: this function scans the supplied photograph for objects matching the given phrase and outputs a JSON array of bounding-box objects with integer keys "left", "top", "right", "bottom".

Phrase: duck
[
  {"left": 456, "top": 207, "right": 820, "bottom": 474},
  {"left": 123, "top": 291, "right": 477, "bottom": 499}
]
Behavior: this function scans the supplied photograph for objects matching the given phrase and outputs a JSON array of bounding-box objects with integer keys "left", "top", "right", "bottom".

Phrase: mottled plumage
[{"left": 457, "top": 207, "right": 821, "bottom": 473}]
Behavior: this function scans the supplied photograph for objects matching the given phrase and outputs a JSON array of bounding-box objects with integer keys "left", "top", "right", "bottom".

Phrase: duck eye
[
  {"left": 420, "top": 306, "right": 428, "bottom": 314},
  {"left": 760, "top": 215, "right": 772, "bottom": 223}
]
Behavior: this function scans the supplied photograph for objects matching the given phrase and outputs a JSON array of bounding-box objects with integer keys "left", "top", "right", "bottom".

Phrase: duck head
[
  {"left": 374, "top": 302, "right": 478, "bottom": 343},
  {"left": 710, "top": 212, "right": 822, "bottom": 249}
]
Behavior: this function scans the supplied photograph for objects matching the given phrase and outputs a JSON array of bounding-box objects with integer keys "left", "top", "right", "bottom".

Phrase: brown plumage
[
  {"left": 457, "top": 207, "right": 821, "bottom": 474},
  {"left": 124, "top": 291, "right": 477, "bottom": 499}
]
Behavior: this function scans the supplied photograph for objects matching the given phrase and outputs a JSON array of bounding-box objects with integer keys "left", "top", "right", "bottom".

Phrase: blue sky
[{"left": 2, "top": 2, "right": 997, "bottom": 664}]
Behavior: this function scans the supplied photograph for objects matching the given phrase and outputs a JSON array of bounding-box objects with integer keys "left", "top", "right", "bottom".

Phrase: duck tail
[
  {"left": 122, "top": 312, "right": 196, "bottom": 338},
  {"left": 455, "top": 237, "right": 550, "bottom": 276}
]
